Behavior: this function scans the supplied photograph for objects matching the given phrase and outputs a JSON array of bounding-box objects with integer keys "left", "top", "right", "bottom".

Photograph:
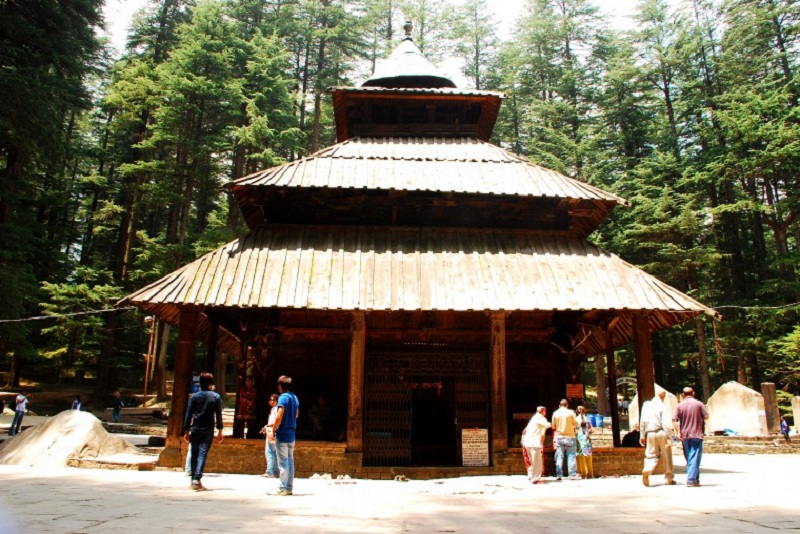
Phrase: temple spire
[{"left": 361, "top": 21, "right": 456, "bottom": 89}]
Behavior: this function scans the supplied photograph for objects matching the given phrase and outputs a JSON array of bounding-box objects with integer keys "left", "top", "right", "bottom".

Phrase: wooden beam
[
  {"left": 633, "top": 314, "right": 655, "bottom": 413},
  {"left": 347, "top": 312, "right": 366, "bottom": 453},
  {"left": 160, "top": 305, "right": 198, "bottom": 468},
  {"left": 490, "top": 312, "right": 509, "bottom": 454}
]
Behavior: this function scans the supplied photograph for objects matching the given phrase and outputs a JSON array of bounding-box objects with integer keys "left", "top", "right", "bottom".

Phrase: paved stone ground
[{"left": 0, "top": 453, "right": 797, "bottom": 533}]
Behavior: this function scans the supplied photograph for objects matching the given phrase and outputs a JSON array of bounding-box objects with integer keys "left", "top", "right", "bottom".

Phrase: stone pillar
[
  {"left": 160, "top": 305, "right": 198, "bottom": 467},
  {"left": 793, "top": 397, "right": 800, "bottom": 433},
  {"left": 347, "top": 311, "right": 366, "bottom": 453},
  {"left": 761, "top": 382, "right": 780, "bottom": 433},
  {"left": 490, "top": 312, "right": 509, "bottom": 454},
  {"left": 633, "top": 314, "right": 655, "bottom": 412}
]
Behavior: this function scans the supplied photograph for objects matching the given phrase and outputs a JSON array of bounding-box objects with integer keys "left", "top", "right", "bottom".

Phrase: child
[{"left": 781, "top": 416, "right": 791, "bottom": 442}]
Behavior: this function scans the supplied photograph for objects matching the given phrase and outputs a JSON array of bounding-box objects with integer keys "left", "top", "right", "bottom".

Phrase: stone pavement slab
[{"left": 0, "top": 453, "right": 798, "bottom": 533}]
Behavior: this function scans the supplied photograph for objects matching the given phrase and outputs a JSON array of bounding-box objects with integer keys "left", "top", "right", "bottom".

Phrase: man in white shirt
[
  {"left": 639, "top": 388, "right": 676, "bottom": 487},
  {"left": 8, "top": 391, "right": 29, "bottom": 436},
  {"left": 521, "top": 406, "right": 551, "bottom": 484}
]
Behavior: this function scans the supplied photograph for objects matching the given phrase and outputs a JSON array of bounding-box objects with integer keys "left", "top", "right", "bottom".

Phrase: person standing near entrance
[
  {"left": 639, "top": 388, "right": 676, "bottom": 487},
  {"left": 260, "top": 393, "right": 280, "bottom": 477},
  {"left": 521, "top": 406, "right": 551, "bottom": 484},
  {"left": 551, "top": 399, "right": 579, "bottom": 480},
  {"left": 183, "top": 372, "right": 224, "bottom": 491},
  {"left": 673, "top": 387, "right": 709, "bottom": 487},
  {"left": 8, "top": 390, "right": 30, "bottom": 436},
  {"left": 273, "top": 375, "right": 299, "bottom": 496},
  {"left": 575, "top": 405, "right": 594, "bottom": 479}
]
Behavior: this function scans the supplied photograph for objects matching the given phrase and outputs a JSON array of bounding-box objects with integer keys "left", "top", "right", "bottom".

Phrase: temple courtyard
[{"left": 0, "top": 452, "right": 797, "bottom": 533}]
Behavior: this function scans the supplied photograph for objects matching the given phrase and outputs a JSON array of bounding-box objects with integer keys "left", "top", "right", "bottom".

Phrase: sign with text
[
  {"left": 566, "top": 383, "right": 584, "bottom": 398},
  {"left": 462, "top": 428, "right": 489, "bottom": 467}
]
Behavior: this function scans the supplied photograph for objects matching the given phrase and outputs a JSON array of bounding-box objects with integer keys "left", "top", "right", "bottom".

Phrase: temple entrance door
[{"left": 411, "top": 377, "right": 457, "bottom": 466}]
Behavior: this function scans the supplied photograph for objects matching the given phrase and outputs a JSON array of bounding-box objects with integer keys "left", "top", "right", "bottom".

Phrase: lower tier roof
[{"left": 121, "top": 226, "right": 716, "bottom": 357}]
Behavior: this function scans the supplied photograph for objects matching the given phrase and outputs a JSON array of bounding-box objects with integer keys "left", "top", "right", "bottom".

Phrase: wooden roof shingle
[
  {"left": 123, "top": 226, "right": 714, "bottom": 316},
  {"left": 232, "top": 137, "right": 627, "bottom": 205}
]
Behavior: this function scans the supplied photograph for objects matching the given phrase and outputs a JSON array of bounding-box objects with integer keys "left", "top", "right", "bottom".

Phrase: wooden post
[
  {"left": 761, "top": 382, "right": 780, "bottom": 433},
  {"left": 633, "top": 314, "right": 655, "bottom": 412},
  {"left": 595, "top": 351, "right": 609, "bottom": 416},
  {"left": 347, "top": 311, "right": 366, "bottom": 453},
  {"left": 160, "top": 305, "right": 198, "bottom": 467},
  {"left": 490, "top": 312, "right": 509, "bottom": 454},
  {"left": 206, "top": 318, "right": 219, "bottom": 374},
  {"left": 605, "top": 324, "right": 621, "bottom": 447}
]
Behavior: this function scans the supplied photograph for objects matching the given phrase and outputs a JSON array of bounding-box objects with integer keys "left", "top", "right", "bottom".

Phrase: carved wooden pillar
[
  {"left": 633, "top": 314, "right": 655, "bottom": 413},
  {"left": 347, "top": 311, "right": 366, "bottom": 453},
  {"left": 605, "top": 324, "right": 621, "bottom": 447},
  {"left": 490, "top": 312, "right": 509, "bottom": 454},
  {"left": 161, "top": 305, "right": 198, "bottom": 467}
]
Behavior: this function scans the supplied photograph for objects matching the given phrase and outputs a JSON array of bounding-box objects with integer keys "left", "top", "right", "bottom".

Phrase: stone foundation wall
[{"left": 173, "top": 441, "right": 658, "bottom": 479}]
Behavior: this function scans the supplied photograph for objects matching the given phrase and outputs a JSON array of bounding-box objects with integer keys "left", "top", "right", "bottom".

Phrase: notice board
[
  {"left": 566, "top": 383, "right": 584, "bottom": 398},
  {"left": 462, "top": 428, "right": 489, "bottom": 466}
]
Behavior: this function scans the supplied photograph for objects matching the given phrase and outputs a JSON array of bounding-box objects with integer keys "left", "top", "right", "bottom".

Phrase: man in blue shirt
[
  {"left": 183, "top": 372, "right": 224, "bottom": 491},
  {"left": 273, "top": 375, "right": 299, "bottom": 496}
]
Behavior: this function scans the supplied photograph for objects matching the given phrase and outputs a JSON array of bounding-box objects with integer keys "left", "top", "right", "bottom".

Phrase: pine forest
[{"left": 1, "top": 0, "right": 799, "bottom": 412}]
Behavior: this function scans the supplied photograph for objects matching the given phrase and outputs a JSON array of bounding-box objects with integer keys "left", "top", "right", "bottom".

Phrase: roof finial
[{"left": 403, "top": 20, "right": 413, "bottom": 40}]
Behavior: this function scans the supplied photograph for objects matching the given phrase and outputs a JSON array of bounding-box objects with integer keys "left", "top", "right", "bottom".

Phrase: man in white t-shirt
[
  {"left": 639, "top": 389, "right": 676, "bottom": 487},
  {"left": 8, "top": 391, "right": 30, "bottom": 436},
  {"left": 521, "top": 406, "right": 551, "bottom": 484}
]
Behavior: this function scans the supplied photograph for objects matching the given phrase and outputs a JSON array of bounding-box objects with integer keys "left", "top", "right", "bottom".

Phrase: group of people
[
  {"left": 639, "top": 386, "right": 709, "bottom": 487},
  {"left": 521, "top": 399, "right": 595, "bottom": 484},
  {"left": 182, "top": 373, "right": 299, "bottom": 496},
  {"left": 522, "top": 387, "right": 712, "bottom": 487}
]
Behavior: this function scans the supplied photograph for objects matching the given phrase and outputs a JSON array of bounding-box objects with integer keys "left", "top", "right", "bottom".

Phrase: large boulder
[
  {"left": 0, "top": 410, "right": 142, "bottom": 468},
  {"left": 707, "top": 381, "right": 768, "bottom": 437}
]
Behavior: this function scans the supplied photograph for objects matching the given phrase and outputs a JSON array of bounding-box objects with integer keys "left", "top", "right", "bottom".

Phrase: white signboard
[{"left": 462, "top": 428, "right": 489, "bottom": 467}]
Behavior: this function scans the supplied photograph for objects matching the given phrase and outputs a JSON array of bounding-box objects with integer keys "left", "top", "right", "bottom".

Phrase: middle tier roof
[{"left": 231, "top": 137, "right": 628, "bottom": 237}]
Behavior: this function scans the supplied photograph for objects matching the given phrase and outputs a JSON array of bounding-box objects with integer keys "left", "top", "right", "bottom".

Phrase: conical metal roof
[{"left": 362, "top": 22, "right": 456, "bottom": 89}]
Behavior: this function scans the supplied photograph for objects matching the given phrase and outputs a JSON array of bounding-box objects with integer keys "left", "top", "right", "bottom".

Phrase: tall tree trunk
[
  {"left": 93, "top": 311, "right": 118, "bottom": 403},
  {"left": 696, "top": 317, "right": 711, "bottom": 402},
  {"left": 155, "top": 323, "right": 171, "bottom": 402}
]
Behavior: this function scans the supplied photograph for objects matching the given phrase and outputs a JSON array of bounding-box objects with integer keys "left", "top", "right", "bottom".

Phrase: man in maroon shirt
[{"left": 673, "top": 387, "right": 709, "bottom": 487}]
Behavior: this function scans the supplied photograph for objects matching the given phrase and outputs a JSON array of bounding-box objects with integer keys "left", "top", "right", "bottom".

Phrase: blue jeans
[
  {"left": 683, "top": 438, "right": 703, "bottom": 484},
  {"left": 276, "top": 439, "right": 296, "bottom": 491},
  {"left": 554, "top": 436, "right": 578, "bottom": 478},
  {"left": 8, "top": 411, "right": 24, "bottom": 436},
  {"left": 112, "top": 408, "right": 121, "bottom": 423},
  {"left": 189, "top": 428, "right": 215, "bottom": 482},
  {"left": 265, "top": 440, "right": 279, "bottom": 476}
]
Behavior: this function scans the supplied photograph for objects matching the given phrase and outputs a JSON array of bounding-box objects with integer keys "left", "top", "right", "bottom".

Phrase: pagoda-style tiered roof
[{"left": 121, "top": 22, "right": 716, "bottom": 361}]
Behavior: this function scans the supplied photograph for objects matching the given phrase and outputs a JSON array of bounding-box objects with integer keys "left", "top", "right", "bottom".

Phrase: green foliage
[
  {"left": 3, "top": 0, "right": 800, "bottom": 402},
  {"left": 39, "top": 267, "right": 123, "bottom": 368}
]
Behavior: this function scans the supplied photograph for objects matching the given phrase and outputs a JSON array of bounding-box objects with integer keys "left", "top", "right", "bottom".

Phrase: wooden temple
[{"left": 122, "top": 24, "right": 717, "bottom": 474}]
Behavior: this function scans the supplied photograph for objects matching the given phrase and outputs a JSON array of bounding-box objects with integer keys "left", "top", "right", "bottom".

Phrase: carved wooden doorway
[{"left": 363, "top": 350, "right": 489, "bottom": 467}]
